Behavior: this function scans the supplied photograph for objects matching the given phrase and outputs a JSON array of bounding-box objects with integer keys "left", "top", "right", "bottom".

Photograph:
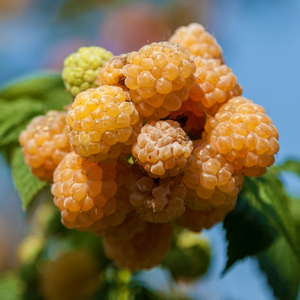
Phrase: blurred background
[{"left": 0, "top": 0, "right": 300, "bottom": 299}]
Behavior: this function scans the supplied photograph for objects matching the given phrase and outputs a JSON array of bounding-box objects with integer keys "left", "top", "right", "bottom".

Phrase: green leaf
[
  {"left": 0, "top": 99, "right": 45, "bottom": 140},
  {"left": 0, "top": 73, "right": 64, "bottom": 100},
  {"left": 11, "top": 147, "right": 47, "bottom": 210},
  {"left": 0, "top": 122, "right": 28, "bottom": 148},
  {"left": 0, "top": 272, "right": 24, "bottom": 300},
  {"left": 42, "top": 88, "right": 73, "bottom": 111},
  {"left": 223, "top": 170, "right": 300, "bottom": 273},
  {"left": 0, "top": 144, "right": 18, "bottom": 164},
  {"left": 255, "top": 173, "right": 300, "bottom": 258},
  {"left": 279, "top": 159, "right": 300, "bottom": 178},
  {"left": 258, "top": 198, "right": 300, "bottom": 300},
  {"left": 0, "top": 98, "right": 41, "bottom": 123},
  {"left": 289, "top": 198, "right": 300, "bottom": 235},
  {"left": 223, "top": 194, "right": 278, "bottom": 272}
]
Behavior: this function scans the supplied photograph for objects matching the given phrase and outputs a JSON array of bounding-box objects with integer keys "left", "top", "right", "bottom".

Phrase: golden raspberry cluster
[
  {"left": 169, "top": 23, "right": 223, "bottom": 62},
  {"left": 66, "top": 85, "right": 140, "bottom": 164},
  {"left": 177, "top": 204, "right": 236, "bottom": 232},
  {"left": 41, "top": 251, "right": 100, "bottom": 300},
  {"left": 204, "top": 97, "right": 279, "bottom": 177},
  {"left": 184, "top": 141, "right": 244, "bottom": 211},
  {"left": 19, "top": 23, "right": 280, "bottom": 272},
  {"left": 52, "top": 152, "right": 131, "bottom": 232},
  {"left": 132, "top": 120, "right": 193, "bottom": 178},
  {"left": 98, "top": 42, "right": 196, "bottom": 120},
  {"left": 97, "top": 54, "right": 128, "bottom": 88},
  {"left": 189, "top": 56, "right": 242, "bottom": 115},
  {"left": 19, "top": 111, "right": 71, "bottom": 181},
  {"left": 126, "top": 165, "right": 186, "bottom": 223},
  {"left": 103, "top": 222, "right": 173, "bottom": 272}
]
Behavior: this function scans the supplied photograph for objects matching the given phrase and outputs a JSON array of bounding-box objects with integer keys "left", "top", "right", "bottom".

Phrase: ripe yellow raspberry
[
  {"left": 103, "top": 221, "right": 173, "bottom": 272},
  {"left": 51, "top": 152, "right": 131, "bottom": 232},
  {"left": 66, "top": 85, "right": 140, "bottom": 164},
  {"left": 40, "top": 251, "right": 100, "bottom": 300},
  {"left": 125, "top": 165, "right": 186, "bottom": 223},
  {"left": 19, "top": 111, "right": 71, "bottom": 181},
  {"left": 94, "top": 210, "right": 146, "bottom": 241},
  {"left": 132, "top": 120, "right": 193, "bottom": 178},
  {"left": 85, "top": 162, "right": 141, "bottom": 237},
  {"left": 62, "top": 46, "right": 113, "bottom": 97},
  {"left": 169, "top": 23, "right": 223, "bottom": 62},
  {"left": 188, "top": 57, "right": 242, "bottom": 115},
  {"left": 98, "top": 42, "right": 196, "bottom": 120},
  {"left": 169, "top": 101, "right": 206, "bottom": 138},
  {"left": 97, "top": 54, "right": 128, "bottom": 89},
  {"left": 204, "top": 97, "right": 279, "bottom": 177},
  {"left": 183, "top": 140, "right": 244, "bottom": 210},
  {"left": 177, "top": 204, "right": 236, "bottom": 232}
]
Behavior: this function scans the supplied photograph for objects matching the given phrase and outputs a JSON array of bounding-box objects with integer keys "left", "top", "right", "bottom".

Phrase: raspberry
[
  {"left": 93, "top": 210, "right": 146, "bottom": 241},
  {"left": 97, "top": 54, "right": 128, "bottom": 89},
  {"left": 177, "top": 204, "right": 236, "bottom": 232},
  {"left": 51, "top": 152, "right": 131, "bottom": 232},
  {"left": 126, "top": 165, "right": 186, "bottom": 223},
  {"left": 170, "top": 102, "right": 206, "bottom": 138},
  {"left": 204, "top": 97, "right": 279, "bottom": 177},
  {"left": 19, "top": 111, "right": 71, "bottom": 181},
  {"left": 183, "top": 140, "right": 244, "bottom": 210},
  {"left": 62, "top": 46, "right": 113, "bottom": 97},
  {"left": 103, "top": 221, "right": 173, "bottom": 272},
  {"left": 132, "top": 120, "right": 193, "bottom": 178},
  {"left": 188, "top": 57, "right": 242, "bottom": 116},
  {"left": 169, "top": 23, "right": 223, "bottom": 62},
  {"left": 40, "top": 251, "right": 100, "bottom": 300},
  {"left": 66, "top": 86, "right": 140, "bottom": 164},
  {"left": 98, "top": 42, "right": 196, "bottom": 120}
]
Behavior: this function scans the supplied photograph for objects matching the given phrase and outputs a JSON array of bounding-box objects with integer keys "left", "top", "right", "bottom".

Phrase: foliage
[
  {"left": 258, "top": 234, "right": 300, "bottom": 300},
  {"left": 0, "top": 272, "right": 24, "bottom": 300},
  {"left": 223, "top": 193, "right": 278, "bottom": 271},
  {"left": 163, "top": 231, "right": 210, "bottom": 280},
  {"left": 223, "top": 163, "right": 300, "bottom": 299},
  {"left": 11, "top": 147, "right": 47, "bottom": 210}
]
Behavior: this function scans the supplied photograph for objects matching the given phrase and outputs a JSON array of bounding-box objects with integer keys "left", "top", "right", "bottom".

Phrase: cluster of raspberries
[{"left": 20, "top": 23, "right": 279, "bottom": 272}]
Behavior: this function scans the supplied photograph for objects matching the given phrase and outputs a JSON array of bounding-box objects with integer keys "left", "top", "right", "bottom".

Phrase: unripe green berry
[{"left": 62, "top": 46, "right": 113, "bottom": 97}]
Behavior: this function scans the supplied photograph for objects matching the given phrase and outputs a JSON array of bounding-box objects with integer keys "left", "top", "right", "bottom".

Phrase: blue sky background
[{"left": 0, "top": 0, "right": 299, "bottom": 299}]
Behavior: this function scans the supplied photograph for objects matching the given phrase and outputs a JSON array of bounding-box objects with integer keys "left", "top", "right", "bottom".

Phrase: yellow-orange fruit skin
[
  {"left": 188, "top": 57, "right": 242, "bottom": 115},
  {"left": 40, "top": 251, "right": 100, "bottom": 300},
  {"left": 66, "top": 85, "right": 140, "bottom": 164},
  {"left": 51, "top": 151, "right": 131, "bottom": 232},
  {"left": 19, "top": 110, "right": 71, "bottom": 181},
  {"left": 98, "top": 42, "right": 196, "bottom": 120},
  {"left": 94, "top": 210, "right": 147, "bottom": 241},
  {"left": 183, "top": 140, "right": 244, "bottom": 210},
  {"left": 169, "top": 23, "right": 223, "bottom": 62},
  {"left": 132, "top": 120, "right": 193, "bottom": 178},
  {"left": 97, "top": 54, "right": 128, "bottom": 89},
  {"left": 177, "top": 204, "right": 236, "bottom": 232},
  {"left": 204, "top": 97, "right": 279, "bottom": 177},
  {"left": 126, "top": 165, "right": 186, "bottom": 223},
  {"left": 103, "top": 221, "right": 173, "bottom": 272}
]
